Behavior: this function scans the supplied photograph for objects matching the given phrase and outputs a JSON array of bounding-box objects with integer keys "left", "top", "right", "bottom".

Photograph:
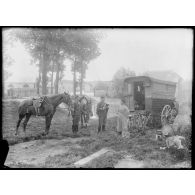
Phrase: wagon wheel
[
  {"left": 169, "top": 108, "right": 178, "bottom": 124},
  {"left": 161, "top": 105, "right": 172, "bottom": 126}
]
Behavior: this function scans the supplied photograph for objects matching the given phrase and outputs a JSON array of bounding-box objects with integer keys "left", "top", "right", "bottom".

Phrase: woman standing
[{"left": 116, "top": 99, "right": 130, "bottom": 137}]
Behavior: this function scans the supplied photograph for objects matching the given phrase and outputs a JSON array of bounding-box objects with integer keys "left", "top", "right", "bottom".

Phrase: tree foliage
[
  {"left": 68, "top": 29, "right": 101, "bottom": 95},
  {"left": 11, "top": 28, "right": 101, "bottom": 95},
  {"left": 3, "top": 29, "right": 15, "bottom": 80}
]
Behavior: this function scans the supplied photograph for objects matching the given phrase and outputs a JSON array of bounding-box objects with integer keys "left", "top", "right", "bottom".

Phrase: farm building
[
  {"left": 58, "top": 80, "right": 94, "bottom": 94},
  {"left": 94, "top": 81, "right": 115, "bottom": 97},
  {"left": 94, "top": 85, "right": 108, "bottom": 97}
]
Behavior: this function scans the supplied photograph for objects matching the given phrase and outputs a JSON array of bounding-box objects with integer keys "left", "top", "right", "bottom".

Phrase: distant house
[
  {"left": 58, "top": 80, "right": 95, "bottom": 94},
  {"left": 58, "top": 80, "right": 73, "bottom": 94},
  {"left": 83, "top": 82, "right": 94, "bottom": 93},
  {"left": 94, "top": 85, "right": 108, "bottom": 97},
  {"left": 4, "top": 82, "right": 36, "bottom": 90},
  {"left": 94, "top": 81, "right": 115, "bottom": 97}
]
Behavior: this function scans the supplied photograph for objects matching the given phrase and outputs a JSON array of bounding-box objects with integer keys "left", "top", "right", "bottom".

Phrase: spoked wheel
[
  {"left": 169, "top": 108, "right": 178, "bottom": 124},
  {"left": 161, "top": 105, "right": 172, "bottom": 126}
]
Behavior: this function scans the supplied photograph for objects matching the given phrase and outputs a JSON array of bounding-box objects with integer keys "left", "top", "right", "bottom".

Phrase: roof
[
  {"left": 94, "top": 81, "right": 112, "bottom": 90},
  {"left": 5, "top": 82, "right": 35, "bottom": 85},
  {"left": 124, "top": 76, "right": 177, "bottom": 86},
  {"left": 143, "top": 70, "right": 182, "bottom": 82},
  {"left": 94, "top": 86, "right": 108, "bottom": 90}
]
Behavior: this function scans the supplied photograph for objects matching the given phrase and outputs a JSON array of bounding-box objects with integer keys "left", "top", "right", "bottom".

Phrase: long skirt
[{"left": 116, "top": 114, "right": 128, "bottom": 133}]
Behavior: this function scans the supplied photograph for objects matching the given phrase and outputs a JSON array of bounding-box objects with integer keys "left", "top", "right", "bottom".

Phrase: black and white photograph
[{"left": 1, "top": 28, "right": 193, "bottom": 169}]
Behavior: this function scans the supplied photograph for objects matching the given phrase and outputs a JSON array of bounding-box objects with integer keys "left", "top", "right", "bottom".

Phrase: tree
[
  {"left": 54, "top": 52, "right": 66, "bottom": 94},
  {"left": 2, "top": 29, "right": 15, "bottom": 81},
  {"left": 11, "top": 28, "right": 101, "bottom": 96},
  {"left": 78, "top": 61, "right": 87, "bottom": 95},
  {"left": 12, "top": 28, "right": 71, "bottom": 95},
  {"left": 112, "top": 67, "right": 136, "bottom": 98},
  {"left": 12, "top": 29, "right": 50, "bottom": 94},
  {"left": 68, "top": 29, "right": 101, "bottom": 95}
]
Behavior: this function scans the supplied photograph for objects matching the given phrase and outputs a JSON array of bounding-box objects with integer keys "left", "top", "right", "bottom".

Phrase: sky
[{"left": 5, "top": 28, "right": 193, "bottom": 83}]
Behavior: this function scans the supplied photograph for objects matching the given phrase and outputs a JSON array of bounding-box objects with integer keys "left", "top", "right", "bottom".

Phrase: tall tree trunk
[
  {"left": 80, "top": 72, "right": 83, "bottom": 95},
  {"left": 41, "top": 53, "right": 48, "bottom": 95},
  {"left": 51, "top": 61, "right": 54, "bottom": 94},
  {"left": 36, "top": 68, "right": 41, "bottom": 95},
  {"left": 55, "top": 62, "right": 60, "bottom": 94},
  {"left": 73, "top": 62, "right": 76, "bottom": 96}
]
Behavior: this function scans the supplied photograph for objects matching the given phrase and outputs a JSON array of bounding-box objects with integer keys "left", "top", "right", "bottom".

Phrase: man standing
[
  {"left": 32, "top": 96, "right": 45, "bottom": 116},
  {"left": 96, "top": 95, "right": 109, "bottom": 133},
  {"left": 71, "top": 96, "right": 81, "bottom": 134}
]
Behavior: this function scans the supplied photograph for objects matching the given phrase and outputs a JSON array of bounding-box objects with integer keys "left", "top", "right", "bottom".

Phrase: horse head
[{"left": 63, "top": 91, "right": 72, "bottom": 108}]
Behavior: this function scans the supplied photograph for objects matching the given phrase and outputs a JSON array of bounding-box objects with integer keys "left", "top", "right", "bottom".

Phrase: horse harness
[{"left": 33, "top": 96, "right": 50, "bottom": 106}]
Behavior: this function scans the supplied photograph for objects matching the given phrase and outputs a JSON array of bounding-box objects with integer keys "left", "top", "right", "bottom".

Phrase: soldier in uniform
[
  {"left": 33, "top": 96, "right": 45, "bottom": 116},
  {"left": 71, "top": 96, "right": 81, "bottom": 134},
  {"left": 96, "top": 95, "right": 109, "bottom": 133}
]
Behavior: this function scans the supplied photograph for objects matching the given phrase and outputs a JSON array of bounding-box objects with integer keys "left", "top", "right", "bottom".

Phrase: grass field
[{"left": 3, "top": 100, "right": 191, "bottom": 168}]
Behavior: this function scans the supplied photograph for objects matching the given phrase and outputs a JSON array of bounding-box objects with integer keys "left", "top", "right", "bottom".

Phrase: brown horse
[{"left": 15, "top": 92, "right": 72, "bottom": 136}]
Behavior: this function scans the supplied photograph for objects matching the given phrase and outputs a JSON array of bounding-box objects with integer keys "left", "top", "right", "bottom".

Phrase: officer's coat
[{"left": 96, "top": 102, "right": 109, "bottom": 126}]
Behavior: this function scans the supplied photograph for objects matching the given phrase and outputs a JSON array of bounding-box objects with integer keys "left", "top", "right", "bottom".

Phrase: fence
[{"left": 7, "top": 88, "right": 37, "bottom": 98}]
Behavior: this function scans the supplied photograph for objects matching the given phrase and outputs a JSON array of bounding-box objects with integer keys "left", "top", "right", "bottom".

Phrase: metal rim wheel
[{"left": 161, "top": 105, "right": 172, "bottom": 126}]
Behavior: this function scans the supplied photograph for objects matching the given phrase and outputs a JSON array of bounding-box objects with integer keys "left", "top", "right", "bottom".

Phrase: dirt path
[
  {"left": 5, "top": 136, "right": 191, "bottom": 168},
  {"left": 6, "top": 137, "right": 92, "bottom": 168},
  {"left": 114, "top": 155, "right": 144, "bottom": 168}
]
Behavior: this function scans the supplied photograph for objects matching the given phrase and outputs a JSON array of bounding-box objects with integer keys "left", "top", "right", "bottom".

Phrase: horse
[
  {"left": 15, "top": 92, "right": 72, "bottom": 136},
  {"left": 79, "top": 95, "right": 93, "bottom": 128}
]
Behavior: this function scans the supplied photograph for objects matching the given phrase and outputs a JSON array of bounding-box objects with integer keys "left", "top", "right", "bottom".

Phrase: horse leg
[
  {"left": 75, "top": 116, "right": 79, "bottom": 134},
  {"left": 80, "top": 114, "right": 84, "bottom": 128},
  {"left": 45, "top": 115, "right": 52, "bottom": 135},
  {"left": 23, "top": 114, "right": 31, "bottom": 135},
  {"left": 15, "top": 114, "right": 25, "bottom": 136},
  {"left": 85, "top": 114, "right": 89, "bottom": 128}
]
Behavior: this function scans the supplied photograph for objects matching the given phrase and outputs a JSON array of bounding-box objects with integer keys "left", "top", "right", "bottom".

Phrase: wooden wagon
[{"left": 123, "top": 76, "right": 178, "bottom": 129}]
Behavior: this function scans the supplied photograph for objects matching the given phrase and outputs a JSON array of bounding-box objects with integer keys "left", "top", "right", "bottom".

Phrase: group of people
[
  {"left": 96, "top": 96, "right": 130, "bottom": 136},
  {"left": 70, "top": 94, "right": 130, "bottom": 136},
  {"left": 70, "top": 95, "right": 110, "bottom": 134},
  {"left": 32, "top": 94, "right": 131, "bottom": 135}
]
